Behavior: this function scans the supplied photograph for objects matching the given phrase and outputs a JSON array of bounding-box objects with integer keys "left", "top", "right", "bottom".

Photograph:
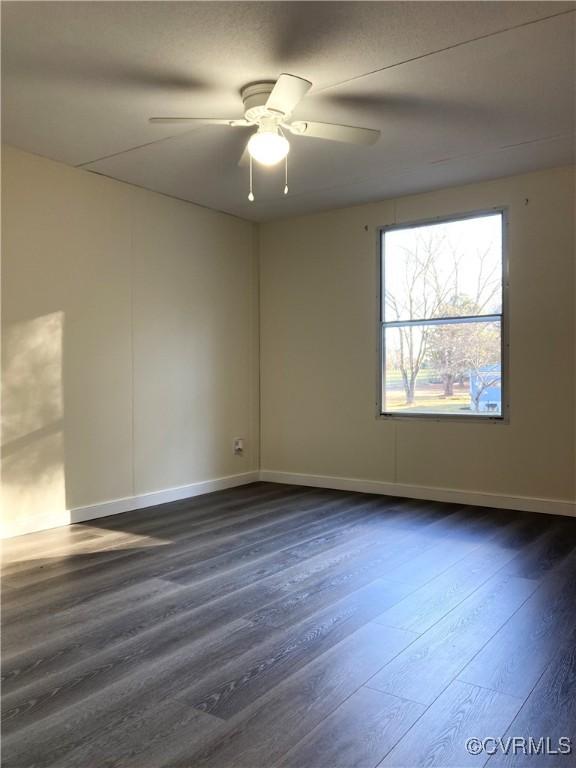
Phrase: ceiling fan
[{"left": 149, "top": 73, "right": 380, "bottom": 201}]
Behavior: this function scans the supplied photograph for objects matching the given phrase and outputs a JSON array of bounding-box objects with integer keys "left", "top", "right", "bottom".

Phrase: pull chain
[
  {"left": 248, "top": 147, "right": 291, "bottom": 200},
  {"left": 248, "top": 155, "right": 254, "bottom": 202}
]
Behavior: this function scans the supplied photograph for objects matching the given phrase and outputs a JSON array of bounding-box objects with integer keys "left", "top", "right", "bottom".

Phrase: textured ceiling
[{"left": 2, "top": 1, "right": 575, "bottom": 221}]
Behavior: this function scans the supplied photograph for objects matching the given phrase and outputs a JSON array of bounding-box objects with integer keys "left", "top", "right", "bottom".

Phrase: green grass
[
  {"left": 387, "top": 401, "right": 471, "bottom": 414},
  {"left": 385, "top": 381, "right": 473, "bottom": 414}
]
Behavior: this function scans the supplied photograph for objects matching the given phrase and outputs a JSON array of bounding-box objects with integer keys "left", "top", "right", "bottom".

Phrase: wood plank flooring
[{"left": 2, "top": 482, "right": 576, "bottom": 768}]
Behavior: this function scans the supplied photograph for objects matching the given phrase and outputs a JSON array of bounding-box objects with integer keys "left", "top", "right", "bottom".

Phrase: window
[{"left": 379, "top": 211, "right": 506, "bottom": 419}]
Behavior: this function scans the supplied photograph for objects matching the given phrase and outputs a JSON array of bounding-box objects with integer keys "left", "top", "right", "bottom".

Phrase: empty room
[{"left": 1, "top": 2, "right": 575, "bottom": 766}]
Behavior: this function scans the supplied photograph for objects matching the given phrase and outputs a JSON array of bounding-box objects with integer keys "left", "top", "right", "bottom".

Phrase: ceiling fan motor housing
[{"left": 241, "top": 81, "right": 285, "bottom": 124}]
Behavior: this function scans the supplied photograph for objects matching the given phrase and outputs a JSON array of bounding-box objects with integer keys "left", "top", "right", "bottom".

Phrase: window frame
[{"left": 376, "top": 208, "right": 509, "bottom": 423}]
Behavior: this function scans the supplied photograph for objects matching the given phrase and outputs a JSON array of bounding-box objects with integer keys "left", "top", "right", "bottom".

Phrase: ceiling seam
[
  {"left": 313, "top": 8, "right": 576, "bottom": 94},
  {"left": 74, "top": 131, "right": 196, "bottom": 168}
]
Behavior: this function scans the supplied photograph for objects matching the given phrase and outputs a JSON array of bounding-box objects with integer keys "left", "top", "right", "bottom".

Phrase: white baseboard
[
  {"left": 1, "top": 471, "right": 260, "bottom": 538},
  {"left": 5, "top": 466, "right": 574, "bottom": 539},
  {"left": 69, "top": 471, "right": 260, "bottom": 525},
  {"left": 259, "top": 470, "right": 576, "bottom": 518}
]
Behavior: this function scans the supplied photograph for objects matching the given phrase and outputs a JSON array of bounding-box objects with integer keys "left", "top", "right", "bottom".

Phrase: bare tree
[
  {"left": 427, "top": 298, "right": 476, "bottom": 396},
  {"left": 385, "top": 231, "right": 449, "bottom": 404},
  {"left": 430, "top": 245, "right": 501, "bottom": 402},
  {"left": 466, "top": 323, "right": 501, "bottom": 411},
  {"left": 386, "top": 229, "right": 501, "bottom": 406}
]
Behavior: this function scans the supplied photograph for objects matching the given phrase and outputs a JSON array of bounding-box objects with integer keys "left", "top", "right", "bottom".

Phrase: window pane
[
  {"left": 383, "top": 214, "right": 502, "bottom": 322},
  {"left": 383, "top": 320, "right": 502, "bottom": 416}
]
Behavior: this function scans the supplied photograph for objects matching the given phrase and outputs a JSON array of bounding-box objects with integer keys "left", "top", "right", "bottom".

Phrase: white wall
[
  {"left": 1, "top": 147, "right": 259, "bottom": 537},
  {"left": 260, "top": 167, "right": 575, "bottom": 513}
]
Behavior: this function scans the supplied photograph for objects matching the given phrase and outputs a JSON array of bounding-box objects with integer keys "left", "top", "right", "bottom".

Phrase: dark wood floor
[{"left": 2, "top": 482, "right": 576, "bottom": 768}]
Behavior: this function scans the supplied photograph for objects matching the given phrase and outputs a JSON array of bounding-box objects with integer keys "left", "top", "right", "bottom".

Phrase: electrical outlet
[{"left": 233, "top": 438, "right": 244, "bottom": 455}]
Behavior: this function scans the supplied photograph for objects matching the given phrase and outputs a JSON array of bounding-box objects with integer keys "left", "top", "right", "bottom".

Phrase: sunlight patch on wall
[{"left": 1, "top": 312, "right": 66, "bottom": 537}]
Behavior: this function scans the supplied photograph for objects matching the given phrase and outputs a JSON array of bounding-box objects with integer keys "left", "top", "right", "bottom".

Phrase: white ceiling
[{"left": 2, "top": 2, "right": 575, "bottom": 221}]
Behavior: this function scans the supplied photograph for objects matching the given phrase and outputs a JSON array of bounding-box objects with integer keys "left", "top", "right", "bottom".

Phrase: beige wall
[
  {"left": 3, "top": 149, "right": 574, "bottom": 537},
  {"left": 2, "top": 147, "right": 259, "bottom": 537},
  {"left": 260, "top": 167, "right": 575, "bottom": 506}
]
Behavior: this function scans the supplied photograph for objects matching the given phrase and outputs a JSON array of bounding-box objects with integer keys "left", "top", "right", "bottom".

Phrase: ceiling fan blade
[
  {"left": 265, "top": 74, "right": 312, "bottom": 115},
  {"left": 149, "top": 117, "right": 249, "bottom": 126},
  {"left": 287, "top": 120, "right": 380, "bottom": 145}
]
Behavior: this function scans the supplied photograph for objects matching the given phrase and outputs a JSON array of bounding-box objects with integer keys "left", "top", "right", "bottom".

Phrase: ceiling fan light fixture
[{"left": 247, "top": 127, "right": 290, "bottom": 166}]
